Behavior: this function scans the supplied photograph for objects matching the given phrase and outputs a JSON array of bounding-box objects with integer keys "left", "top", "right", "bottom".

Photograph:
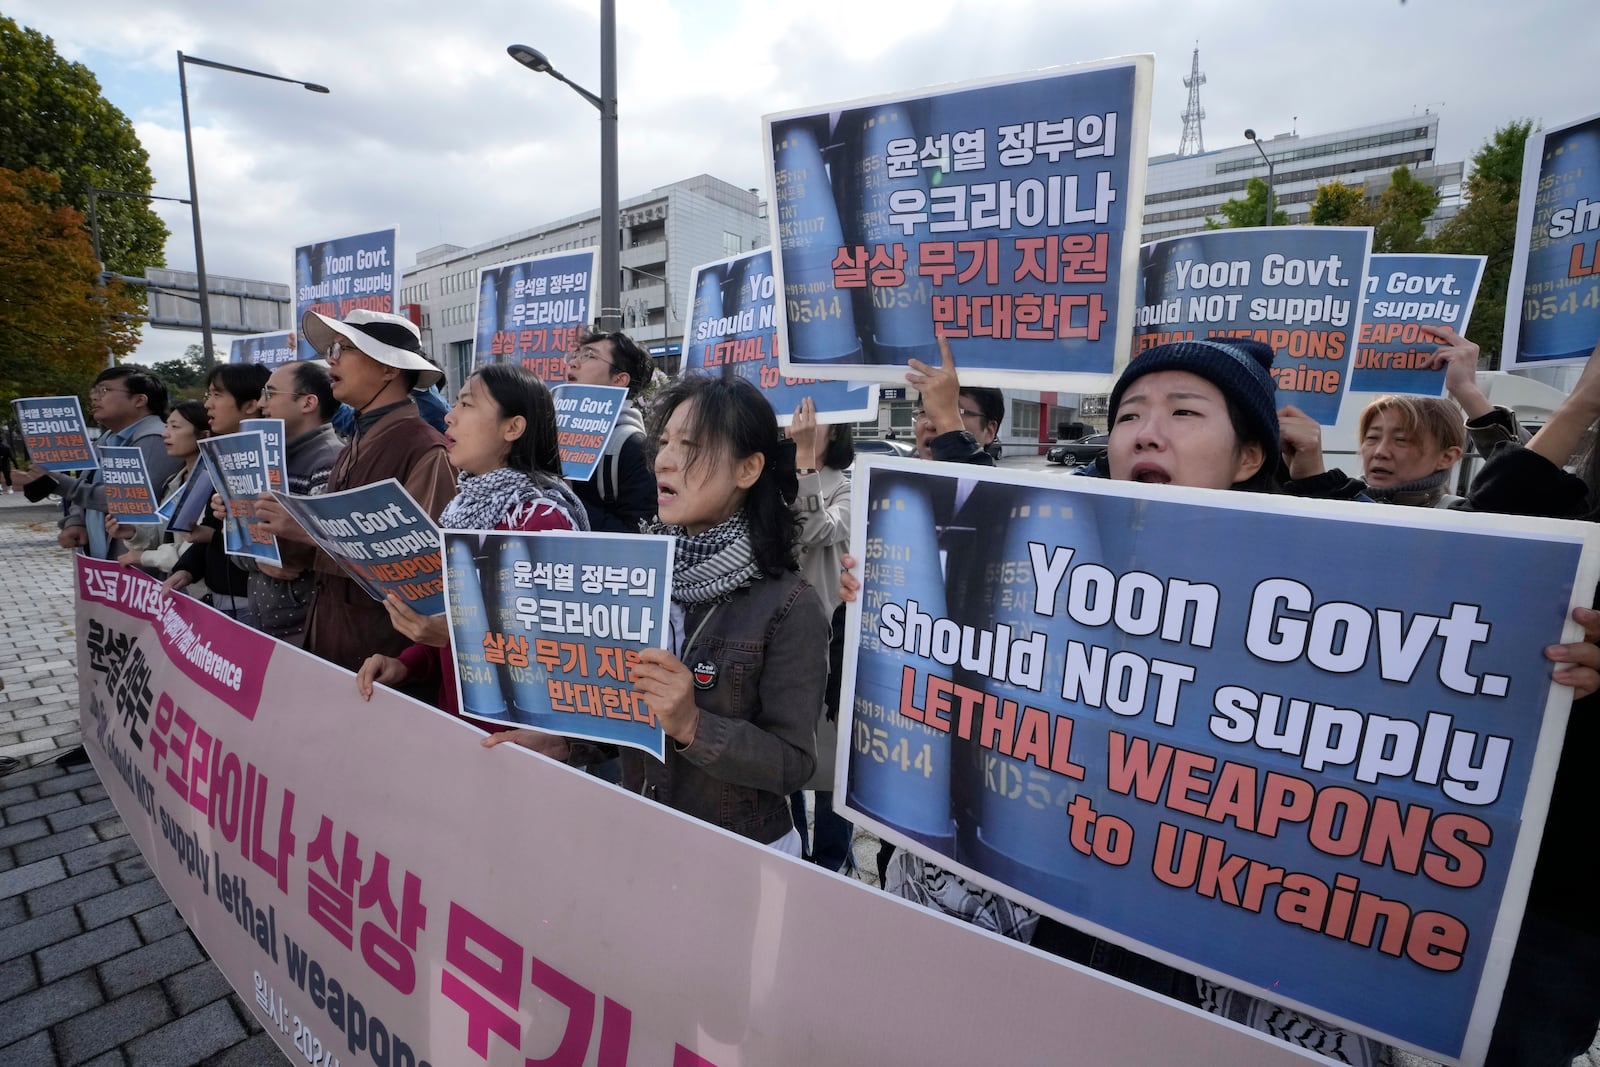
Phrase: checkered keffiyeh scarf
[{"left": 648, "top": 511, "right": 760, "bottom": 605}]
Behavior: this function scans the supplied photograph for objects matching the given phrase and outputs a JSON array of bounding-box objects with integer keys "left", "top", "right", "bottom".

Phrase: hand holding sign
[
  {"left": 1548, "top": 605, "right": 1600, "bottom": 698},
  {"left": 905, "top": 334, "right": 965, "bottom": 436},
  {"left": 629, "top": 648, "right": 700, "bottom": 745},
  {"left": 383, "top": 593, "right": 449, "bottom": 647}
]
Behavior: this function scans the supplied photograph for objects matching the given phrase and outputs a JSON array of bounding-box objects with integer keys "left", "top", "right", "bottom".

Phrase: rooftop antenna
[{"left": 1178, "top": 44, "right": 1206, "bottom": 156}]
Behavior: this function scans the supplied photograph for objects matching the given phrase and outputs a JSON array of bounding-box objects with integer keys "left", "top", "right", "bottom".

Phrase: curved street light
[
  {"left": 508, "top": 4, "right": 621, "bottom": 332},
  {"left": 178, "top": 51, "right": 329, "bottom": 367},
  {"left": 1244, "top": 128, "right": 1276, "bottom": 226}
]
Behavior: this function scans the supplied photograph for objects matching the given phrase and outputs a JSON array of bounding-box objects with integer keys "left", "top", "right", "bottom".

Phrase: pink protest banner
[{"left": 76, "top": 554, "right": 1322, "bottom": 1066}]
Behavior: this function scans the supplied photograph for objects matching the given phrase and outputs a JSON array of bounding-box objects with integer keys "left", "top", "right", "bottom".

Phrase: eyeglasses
[
  {"left": 326, "top": 339, "right": 365, "bottom": 363},
  {"left": 89, "top": 386, "right": 130, "bottom": 398},
  {"left": 203, "top": 388, "right": 230, "bottom": 401},
  {"left": 260, "top": 387, "right": 309, "bottom": 402},
  {"left": 912, "top": 407, "right": 987, "bottom": 424},
  {"left": 564, "top": 347, "right": 616, "bottom": 371}
]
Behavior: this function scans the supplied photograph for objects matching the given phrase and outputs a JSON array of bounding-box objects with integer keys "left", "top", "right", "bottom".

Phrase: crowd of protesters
[{"left": 11, "top": 307, "right": 1600, "bottom": 1066}]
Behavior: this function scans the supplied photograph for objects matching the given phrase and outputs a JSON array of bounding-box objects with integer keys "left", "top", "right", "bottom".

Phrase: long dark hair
[
  {"left": 471, "top": 363, "right": 562, "bottom": 476},
  {"left": 650, "top": 374, "right": 798, "bottom": 576},
  {"left": 820, "top": 422, "right": 855, "bottom": 472}
]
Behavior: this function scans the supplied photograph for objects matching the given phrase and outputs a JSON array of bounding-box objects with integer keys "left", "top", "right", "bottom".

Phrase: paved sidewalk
[{"left": 0, "top": 494, "right": 288, "bottom": 1065}]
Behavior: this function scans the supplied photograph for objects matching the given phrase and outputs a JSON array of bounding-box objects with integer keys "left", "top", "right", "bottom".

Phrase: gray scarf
[
  {"left": 647, "top": 511, "right": 760, "bottom": 604},
  {"left": 440, "top": 466, "right": 590, "bottom": 532},
  {"left": 1366, "top": 467, "right": 1449, "bottom": 506}
]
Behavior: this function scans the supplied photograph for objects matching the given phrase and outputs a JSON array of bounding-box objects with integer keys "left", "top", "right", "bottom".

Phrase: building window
[
  {"left": 723, "top": 231, "right": 742, "bottom": 257},
  {"left": 1011, "top": 400, "right": 1040, "bottom": 437},
  {"left": 888, "top": 402, "right": 916, "bottom": 431}
]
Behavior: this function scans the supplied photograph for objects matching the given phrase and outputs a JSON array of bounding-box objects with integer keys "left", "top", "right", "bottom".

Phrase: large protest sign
[
  {"left": 230, "top": 331, "right": 299, "bottom": 368},
  {"left": 684, "top": 247, "right": 879, "bottom": 424},
  {"left": 1351, "top": 254, "right": 1487, "bottom": 396},
  {"left": 96, "top": 445, "right": 161, "bottom": 524},
  {"left": 270, "top": 479, "right": 444, "bottom": 615},
  {"left": 549, "top": 383, "right": 627, "bottom": 481},
  {"left": 199, "top": 432, "right": 282, "bottom": 567},
  {"left": 1137, "top": 226, "right": 1373, "bottom": 425},
  {"left": 12, "top": 395, "right": 95, "bottom": 471},
  {"left": 444, "top": 530, "right": 673, "bottom": 758},
  {"left": 840, "top": 457, "right": 1598, "bottom": 1065},
  {"left": 765, "top": 56, "right": 1152, "bottom": 390},
  {"left": 295, "top": 228, "right": 399, "bottom": 361},
  {"left": 1504, "top": 111, "right": 1600, "bottom": 369},
  {"left": 241, "top": 418, "right": 289, "bottom": 495},
  {"left": 474, "top": 249, "right": 596, "bottom": 385},
  {"left": 75, "top": 555, "right": 1321, "bottom": 1067}
]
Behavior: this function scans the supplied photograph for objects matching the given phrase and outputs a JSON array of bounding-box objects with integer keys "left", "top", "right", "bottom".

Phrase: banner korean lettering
[
  {"left": 473, "top": 249, "right": 597, "bottom": 385},
  {"left": 765, "top": 55, "right": 1152, "bottom": 390},
  {"left": 199, "top": 431, "right": 282, "bottom": 567},
  {"left": 445, "top": 529, "right": 674, "bottom": 759},
  {"left": 96, "top": 444, "right": 161, "bottom": 523},
  {"left": 76, "top": 552, "right": 1321, "bottom": 1067},
  {"left": 11, "top": 395, "right": 96, "bottom": 471}
]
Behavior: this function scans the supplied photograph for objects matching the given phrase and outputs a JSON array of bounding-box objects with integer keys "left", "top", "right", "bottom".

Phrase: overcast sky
[{"left": 7, "top": 0, "right": 1591, "bottom": 367}]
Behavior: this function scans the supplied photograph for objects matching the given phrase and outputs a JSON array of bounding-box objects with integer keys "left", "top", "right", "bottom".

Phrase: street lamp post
[
  {"left": 508, "top": 0, "right": 621, "bottom": 332},
  {"left": 178, "top": 51, "right": 328, "bottom": 368},
  {"left": 1244, "top": 128, "right": 1276, "bottom": 226}
]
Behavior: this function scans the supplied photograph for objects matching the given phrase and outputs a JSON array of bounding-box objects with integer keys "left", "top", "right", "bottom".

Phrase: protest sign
[
  {"left": 241, "top": 418, "right": 289, "bottom": 495},
  {"left": 75, "top": 554, "right": 1319, "bottom": 1067},
  {"left": 765, "top": 56, "right": 1152, "bottom": 390},
  {"left": 295, "top": 228, "right": 399, "bottom": 361},
  {"left": 270, "top": 479, "right": 444, "bottom": 615},
  {"left": 166, "top": 465, "right": 213, "bottom": 536},
  {"left": 443, "top": 530, "right": 673, "bottom": 759},
  {"left": 199, "top": 432, "right": 281, "bottom": 567},
  {"left": 12, "top": 395, "right": 95, "bottom": 471},
  {"left": 549, "top": 384, "right": 627, "bottom": 481},
  {"left": 230, "top": 331, "right": 299, "bottom": 368},
  {"left": 684, "top": 247, "right": 879, "bottom": 425},
  {"left": 840, "top": 456, "right": 1599, "bottom": 1065},
  {"left": 473, "top": 249, "right": 596, "bottom": 384},
  {"left": 96, "top": 444, "right": 161, "bottom": 524},
  {"left": 1504, "top": 111, "right": 1600, "bottom": 369},
  {"left": 1136, "top": 226, "right": 1373, "bottom": 425},
  {"left": 1351, "top": 254, "right": 1487, "bottom": 395}
]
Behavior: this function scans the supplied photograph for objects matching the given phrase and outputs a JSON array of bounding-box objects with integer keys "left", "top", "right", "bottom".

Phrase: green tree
[
  {"left": 0, "top": 15, "right": 167, "bottom": 278},
  {"left": 150, "top": 346, "right": 208, "bottom": 395},
  {"left": 1206, "top": 176, "right": 1288, "bottom": 229},
  {"left": 0, "top": 167, "right": 142, "bottom": 410},
  {"left": 1369, "top": 165, "right": 1439, "bottom": 253},
  {"left": 1430, "top": 121, "right": 1536, "bottom": 367},
  {"left": 1308, "top": 181, "right": 1371, "bottom": 227}
]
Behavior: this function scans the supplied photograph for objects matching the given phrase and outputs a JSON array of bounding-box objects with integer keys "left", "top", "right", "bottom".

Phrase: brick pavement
[{"left": 0, "top": 495, "right": 287, "bottom": 1066}]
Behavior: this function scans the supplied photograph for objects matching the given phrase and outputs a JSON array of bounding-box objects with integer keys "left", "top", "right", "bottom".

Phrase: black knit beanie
[{"left": 1108, "top": 339, "right": 1280, "bottom": 457}]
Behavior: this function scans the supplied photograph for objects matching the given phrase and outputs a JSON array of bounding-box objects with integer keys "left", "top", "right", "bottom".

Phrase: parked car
[
  {"left": 853, "top": 437, "right": 919, "bottom": 459},
  {"left": 1046, "top": 433, "right": 1110, "bottom": 466}
]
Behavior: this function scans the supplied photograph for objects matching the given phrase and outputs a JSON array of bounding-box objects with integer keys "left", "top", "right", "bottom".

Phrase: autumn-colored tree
[
  {"left": 0, "top": 15, "right": 167, "bottom": 278},
  {"left": 1206, "top": 176, "right": 1289, "bottom": 229},
  {"left": 0, "top": 168, "right": 142, "bottom": 410},
  {"left": 1430, "top": 121, "right": 1536, "bottom": 367}
]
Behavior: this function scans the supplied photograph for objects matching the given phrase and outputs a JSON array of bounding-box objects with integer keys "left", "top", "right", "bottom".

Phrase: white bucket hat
[{"left": 300, "top": 308, "right": 444, "bottom": 390}]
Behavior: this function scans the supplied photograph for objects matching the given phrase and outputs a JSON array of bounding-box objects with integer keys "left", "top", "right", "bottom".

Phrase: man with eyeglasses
[
  {"left": 15, "top": 366, "right": 181, "bottom": 556},
  {"left": 254, "top": 310, "right": 454, "bottom": 678},
  {"left": 564, "top": 328, "right": 657, "bottom": 533},
  {"left": 241, "top": 361, "right": 343, "bottom": 644}
]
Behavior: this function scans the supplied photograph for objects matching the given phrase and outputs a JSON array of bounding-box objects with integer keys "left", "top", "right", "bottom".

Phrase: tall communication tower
[{"left": 1178, "top": 46, "right": 1206, "bottom": 156}]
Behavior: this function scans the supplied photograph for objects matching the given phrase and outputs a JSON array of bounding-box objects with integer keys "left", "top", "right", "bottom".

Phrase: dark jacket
[
  {"left": 572, "top": 403, "right": 656, "bottom": 533},
  {"left": 1467, "top": 444, "right": 1596, "bottom": 935},
  {"left": 615, "top": 572, "right": 827, "bottom": 844},
  {"left": 304, "top": 401, "right": 455, "bottom": 673}
]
